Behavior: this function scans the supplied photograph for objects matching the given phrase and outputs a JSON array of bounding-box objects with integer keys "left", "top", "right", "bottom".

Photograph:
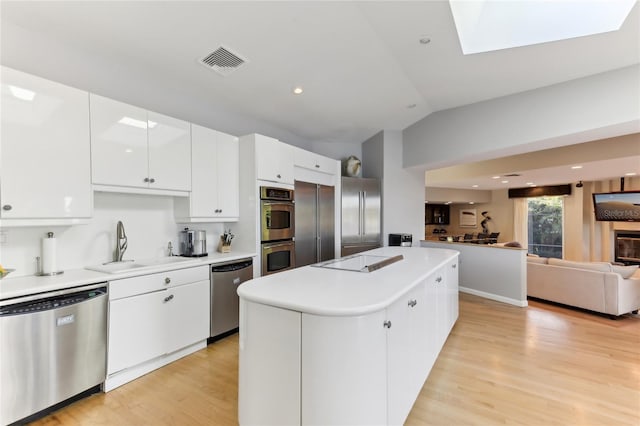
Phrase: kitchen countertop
[
  {"left": 237, "top": 246, "right": 459, "bottom": 316},
  {"left": 0, "top": 251, "right": 256, "bottom": 301}
]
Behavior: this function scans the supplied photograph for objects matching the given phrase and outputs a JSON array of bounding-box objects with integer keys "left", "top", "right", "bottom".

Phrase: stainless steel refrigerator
[
  {"left": 294, "top": 181, "right": 335, "bottom": 267},
  {"left": 341, "top": 176, "right": 381, "bottom": 256}
]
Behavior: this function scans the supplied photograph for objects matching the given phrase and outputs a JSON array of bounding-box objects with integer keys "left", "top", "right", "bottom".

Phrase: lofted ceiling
[{"left": 1, "top": 1, "right": 639, "bottom": 185}]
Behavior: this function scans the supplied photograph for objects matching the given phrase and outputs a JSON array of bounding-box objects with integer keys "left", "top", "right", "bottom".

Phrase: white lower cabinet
[
  {"left": 386, "top": 282, "right": 432, "bottom": 425},
  {"left": 106, "top": 266, "right": 209, "bottom": 391},
  {"left": 167, "top": 280, "right": 210, "bottom": 353},
  {"left": 238, "top": 301, "right": 301, "bottom": 426},
  {"left": 301, "top": 311, "right": 387, "bottom": 425},
  {"left": 108, "top": 290, "right": 167, "bottom": 374}
]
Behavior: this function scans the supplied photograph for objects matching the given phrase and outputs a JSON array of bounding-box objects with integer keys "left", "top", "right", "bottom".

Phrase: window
[{"left": 527, "top": 196, "right": 563, "bottom": 258}]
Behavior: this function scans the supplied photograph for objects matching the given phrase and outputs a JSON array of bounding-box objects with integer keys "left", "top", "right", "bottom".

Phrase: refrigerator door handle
[
  {"left": 358, "top": 191, "right": 363, "bottom": 236},
  {"left": 362, "top": 191, "right": 366, "bottom": 236}
]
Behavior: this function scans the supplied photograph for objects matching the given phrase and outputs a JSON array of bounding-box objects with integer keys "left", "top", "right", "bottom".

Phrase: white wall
[
  {"left": 362, "top": 130, "right": 424, "bottom": 246},
  {"left": 403, "top": 65, "right": 640, "bottom": 170},
  {"left": 310, "top": 141, "right": 362, "bottom": 163},
  {"left": 0, "top": 192, "right": 228, "bottom": 277}
]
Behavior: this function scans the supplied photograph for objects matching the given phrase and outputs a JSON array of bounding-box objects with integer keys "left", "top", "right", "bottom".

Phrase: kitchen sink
[
  {"left": 85, "top": 262, "right": 146, "bottom": 274},
  {"left": 136, "top": 257, "right": 189, "bottom": 267},
  {"left": 85, "top": 257, "right": 191, "bottom": 274}
]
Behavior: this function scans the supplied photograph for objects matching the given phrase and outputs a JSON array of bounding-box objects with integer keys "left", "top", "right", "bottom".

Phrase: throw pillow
[{"left": 611, "top": 264, "right": 639, "bottom": 279}]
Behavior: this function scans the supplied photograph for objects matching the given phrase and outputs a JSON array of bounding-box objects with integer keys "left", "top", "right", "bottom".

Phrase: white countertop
[
  {"left": 237, "top": 246, "right": 459, "bottom": 316},
  {"left": 0, "top": 251, "right": 255, "bottom": 301}
]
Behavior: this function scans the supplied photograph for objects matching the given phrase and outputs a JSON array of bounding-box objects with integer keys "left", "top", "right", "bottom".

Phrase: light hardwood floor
[{"left": 31, "top": 293, "right": 640, "bottom": 425}]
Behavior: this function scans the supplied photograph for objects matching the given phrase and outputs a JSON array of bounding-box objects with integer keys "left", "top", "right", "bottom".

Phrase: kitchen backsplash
[{"left": 1, "top": 192, "right": 228, "bottom": 277}]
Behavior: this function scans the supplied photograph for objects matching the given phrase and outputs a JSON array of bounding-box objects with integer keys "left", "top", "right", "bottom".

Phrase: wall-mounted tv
[{"left": 592, "top": 191, "right": 640, "bottom": 222}]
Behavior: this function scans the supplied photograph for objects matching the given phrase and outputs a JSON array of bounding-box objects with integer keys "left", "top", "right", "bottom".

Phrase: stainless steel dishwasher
[
  {"left": 210, "top": 258, "right": 253, "bottom": 339},
  {"left": 0, "top": 282, "right": 108, "bottom": 425}
]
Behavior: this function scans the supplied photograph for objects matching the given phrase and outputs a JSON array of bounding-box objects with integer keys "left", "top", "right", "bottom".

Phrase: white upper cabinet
[
  {"left": 293, "top": 147, "right": 336, "bottom": 175},
  {"left": 254, "top": 134, "right": 294, "bottom": 185},
  {"left": 90, "top": 94, "right": 191, "bottom": 194},
  {"left": 147, "top": 111, "right": 191, "bottom": 191},
  {"left": 175, "top": 124, "right": 239, "bottom": 222},
  {"left": 89, "top": 94, "right": 148, "bottom": 188},
  {"left": 215, "top": 131, "right": 240, "bottom": 218},
  {"left": 0, "top": 66, "right": 92, "bottom": 225}
]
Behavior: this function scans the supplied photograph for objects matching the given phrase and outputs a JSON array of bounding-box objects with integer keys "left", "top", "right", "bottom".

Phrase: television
[{"left": 592, "top": 191, "right": 640, "bottom": 222}]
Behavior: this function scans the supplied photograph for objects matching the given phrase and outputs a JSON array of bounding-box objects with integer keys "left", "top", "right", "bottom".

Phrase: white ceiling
[
  {"left": 426, "top": 155, "right": 640, "bottom": 190},
  {"left": 1, "top": 1, "right": 639, "bottom": 184}
]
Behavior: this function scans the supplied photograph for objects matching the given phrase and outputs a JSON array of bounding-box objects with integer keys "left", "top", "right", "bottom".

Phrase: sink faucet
[{"left": 115, "top": 221, "right": 128, "bottom": 262}]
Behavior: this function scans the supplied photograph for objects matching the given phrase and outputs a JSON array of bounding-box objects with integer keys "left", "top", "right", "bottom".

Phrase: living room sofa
[{"left": 527, "top": 257, "right": 640, "bottom": 317}]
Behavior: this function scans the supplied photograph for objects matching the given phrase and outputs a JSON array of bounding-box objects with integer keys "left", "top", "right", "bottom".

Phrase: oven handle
[
  {"left": 261, "top": 201, "right": 294, "bottom": 207},
  {"left": 262, "top": 241, "right": 294, "bottom": 250}
]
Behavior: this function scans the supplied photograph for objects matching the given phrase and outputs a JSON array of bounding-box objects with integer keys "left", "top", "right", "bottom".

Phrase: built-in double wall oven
[{"left": 260, "top": 186, "right": 296, "bottom": 276}]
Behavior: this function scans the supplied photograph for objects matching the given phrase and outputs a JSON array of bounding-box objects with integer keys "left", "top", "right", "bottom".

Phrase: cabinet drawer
[{"left": 109, "top": 265, "right": 209, "bottom": 300}]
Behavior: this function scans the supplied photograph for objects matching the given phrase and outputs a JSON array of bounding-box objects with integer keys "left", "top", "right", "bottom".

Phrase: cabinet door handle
[
  {"left": 276, "top": 174, "right": 282, "bottom": 179},
  {"left": 436, "top": 276, "right": 443, "bottom": 283},
  {"left": 383, "top": 320, "right": 392, "bottom": 329},
  {"left": 452, "top": 264, "right": 457, "bottom": 269},
  {"left": 143, "top": 177, "right": 150, "bottom": 183},
  {"left": 164, "top": 277, "right": 171, "bottom": 284},
  {"left": 150, "top": 178, "right": 156, "bottom": 183},
  {"left": 315, "top": 164, "right": 320, "bottom": 168},
  {"left": 164, "top": 294, "right": 174, "bottom": 302},
  {"left": 2, "top": 205, "right": 11, "bottom": 211},
  {"left": 408, "top": 299, "right": 417, "bottom": 307}
]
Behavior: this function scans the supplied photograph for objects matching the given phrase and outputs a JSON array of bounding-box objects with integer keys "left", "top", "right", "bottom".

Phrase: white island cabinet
[
  {"left": 237, "top": 247, "right": 459, "bottom": 425},
  {"left": 0, "top": 66, "right": 92, "bottom": 226}
]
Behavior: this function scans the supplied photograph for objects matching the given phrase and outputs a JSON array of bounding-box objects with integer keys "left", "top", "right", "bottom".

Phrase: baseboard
[
  {"left": 104, "top": 340, "right": 207, "bottom": 392},
  {"left": 459, "top": 287, "right": 528, "bottom": 307}
]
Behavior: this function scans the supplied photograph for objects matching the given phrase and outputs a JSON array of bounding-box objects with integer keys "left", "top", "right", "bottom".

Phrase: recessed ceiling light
[
  {"left": 419, "top": 37, "right": 431, "bottom": 45},
  {"left": 501, "top": 180, "right": 509, "bottom": 184},
  {"left": 571, "top": 165, "right": 583, "bottom": 169},
  {"left": 468, "top": 202, "right": 475, "bottom": 205},
  {"left": 472, "top": 184, "right": 479, "bottom": 188},
  {"left": 292, "top": 87, "right": 303, "bottom": 95},
  {"left": 526, "top": 182, "right": 535, "bottom": 186},
  {"left": 625, "top": 172, "right": 637, "bottom": 176},
  {"left": 492, "top": 176, "right": 500, "bottom": 179}
]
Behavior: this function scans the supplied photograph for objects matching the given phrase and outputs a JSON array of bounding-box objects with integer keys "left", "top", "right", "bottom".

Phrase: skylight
[{"left": 449, "top": 0, "right": 637, "bottom": 55}]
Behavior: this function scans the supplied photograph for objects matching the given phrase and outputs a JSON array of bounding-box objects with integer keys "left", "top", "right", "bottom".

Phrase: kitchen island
[{"left": 237, "top": 246, "right": 459, "bottom": 426}]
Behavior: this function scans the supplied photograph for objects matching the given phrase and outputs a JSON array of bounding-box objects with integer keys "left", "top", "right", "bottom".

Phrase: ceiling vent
[{"left": 199, "top": 46, "right": 247, "bottom": 76}]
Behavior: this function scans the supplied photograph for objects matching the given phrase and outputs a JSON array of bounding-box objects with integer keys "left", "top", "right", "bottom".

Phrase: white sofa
[{"left": 527, "top": 257, "right": 640, "bottom": 317}]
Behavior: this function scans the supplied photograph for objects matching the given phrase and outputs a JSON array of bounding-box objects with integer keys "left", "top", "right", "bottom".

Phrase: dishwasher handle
[{"left": 211, "top": 259, "right": 253, "bottom": 273}]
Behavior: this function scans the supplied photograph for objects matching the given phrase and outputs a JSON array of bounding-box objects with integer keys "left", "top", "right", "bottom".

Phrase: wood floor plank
[{"left": 30, "top": 293, "right": 640, "bottom": 425}]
